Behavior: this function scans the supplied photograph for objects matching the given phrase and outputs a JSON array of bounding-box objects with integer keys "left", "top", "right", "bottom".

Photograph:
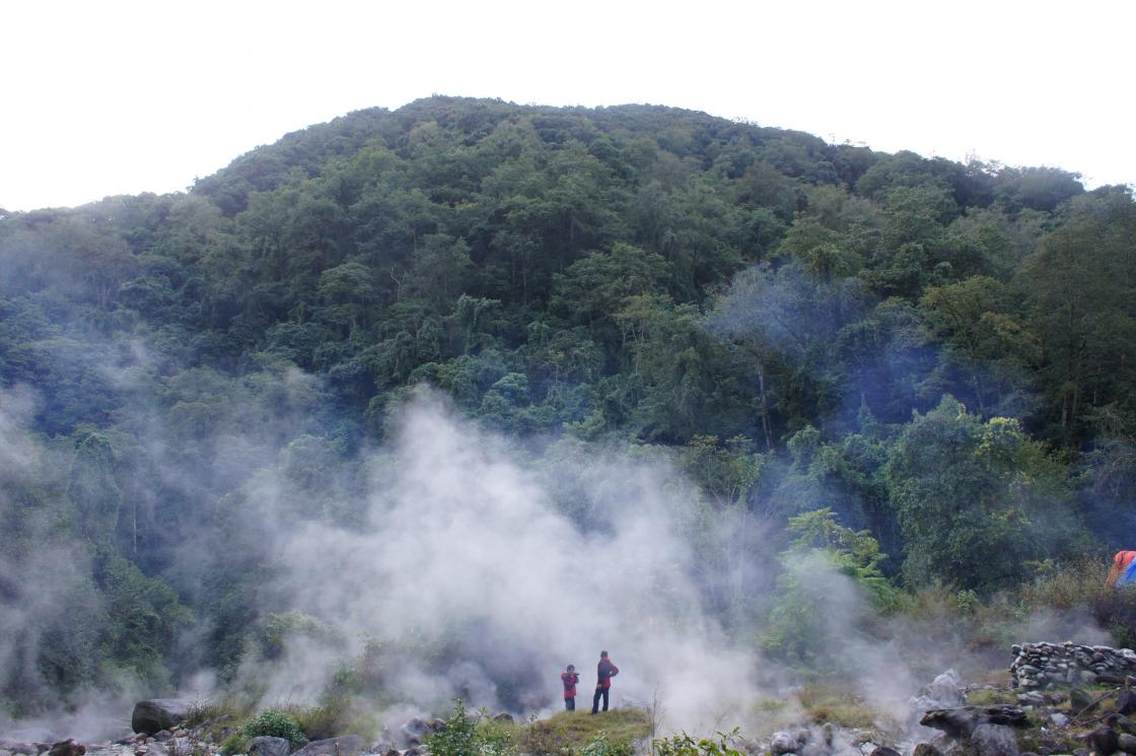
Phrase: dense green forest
[{"left": 2, "top": 96, "right": 1135, "bottom": 720}]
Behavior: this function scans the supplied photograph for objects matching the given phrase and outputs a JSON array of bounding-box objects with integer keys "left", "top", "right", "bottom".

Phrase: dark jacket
[{"left": 596, "top": 659, "right": 619, "bottom": 689}]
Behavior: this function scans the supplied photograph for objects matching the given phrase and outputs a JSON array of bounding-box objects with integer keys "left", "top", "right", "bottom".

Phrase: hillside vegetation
[{"left": 1, "top": 96, "right": 1135, "bottom": 720}]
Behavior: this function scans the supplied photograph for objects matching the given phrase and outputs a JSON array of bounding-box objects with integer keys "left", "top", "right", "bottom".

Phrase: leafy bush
[
  {"left": 424, "top": 699, "right": 514, "bottom": 756},
  {"left": 243, "top": 709, "right": 308, "bottom": 745}
]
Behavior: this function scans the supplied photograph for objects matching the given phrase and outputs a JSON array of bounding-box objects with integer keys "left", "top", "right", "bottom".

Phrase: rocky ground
[{"left": 5, "top": 643, "right": 1136, "bottom": 755}]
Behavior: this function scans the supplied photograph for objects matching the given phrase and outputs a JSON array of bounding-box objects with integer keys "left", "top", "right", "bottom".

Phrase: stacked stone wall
[{"left": 1010, "top": 641, "right": 1136, "bottom": 688}]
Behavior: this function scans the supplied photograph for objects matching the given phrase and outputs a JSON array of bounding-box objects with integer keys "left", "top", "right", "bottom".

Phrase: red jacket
[
  {"left": 596, "top": 659, "right": 619, "bottom": 689},
  {"left": 561, "top": 671, "right": 579, "bottom": 698}
]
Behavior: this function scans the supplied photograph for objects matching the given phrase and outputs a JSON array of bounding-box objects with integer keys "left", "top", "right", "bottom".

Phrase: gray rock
[
  {"left": 971, "top": 724, "right": 1020, "bottom": 756},
  {"left": 47, "top": 745, "right": 84, "bottom": 756},
  {"left": 1049, "top": 713, "right": 1068, "bottom": 728},
  {"left": 132, "top": 700, "right": 191, "bottom": 736},
  {"left": 398, "top": 719, "right": 430, "bottom": 747},
  {"left": 1087, "top": 723, "right": 1119, "bottom": 756},
  {"left": 1069, "top": 687, "right": 1095, "bottom": 711},
  {"left": 912, "top": 745, "right": 942, "bottom": 756},
  {"left": 491, "top": 713, "right": 513, "bottom": 723},
  {"left": 247, "top": 737, "right": 291, "bottom": 756},
  {"left": 770, "top": 731, "right": 798, "bottom": 755},
  {"left": 290, "top": 737, "right": 364, "bottom": 756},
  {"left": 926, "top": 670, "right": 965, "bottom": 707},
  {"left": 1119, "top": 733, "right": 1136, "bottom": 754},
  {"left": 152, "top": 734, "right": 172, "bottom": 744},
  {"left": 870, "top": 749, "right": 901, "bottom": 756}
]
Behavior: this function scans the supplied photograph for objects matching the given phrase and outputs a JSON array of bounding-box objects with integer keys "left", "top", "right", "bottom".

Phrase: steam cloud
[{"left": 229, "top": 390, "right": 760, "bottom": 732}]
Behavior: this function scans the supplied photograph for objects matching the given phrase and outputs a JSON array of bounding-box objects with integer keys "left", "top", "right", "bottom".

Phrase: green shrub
[
  {"left": 651, "top": 729, "right": 744, "bottom": 756},
  {"left": 425, "top": 700, "right": 515, "bottom": 756},
  {"left": 243, "top": 709, "right": 308, "bottom": 745},
  {"left": 582, "top": 731, "right": 634, "bottom": 756}
]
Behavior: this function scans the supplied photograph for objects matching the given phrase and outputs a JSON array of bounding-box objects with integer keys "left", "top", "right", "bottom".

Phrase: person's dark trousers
[
  {"left": 591, "top": 687, "right": 609, "bottom": 713},
  {"left": 565, "top": 697, "right": 575, "bottom": 711}
]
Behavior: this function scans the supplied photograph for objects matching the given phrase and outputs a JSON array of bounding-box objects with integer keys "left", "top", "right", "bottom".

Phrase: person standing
[
  {"left": 591, "top": 650, "right": 619, "bottom": 714},
  {"left": 561, "top": 664, "right": 580, "bottom": 711}
]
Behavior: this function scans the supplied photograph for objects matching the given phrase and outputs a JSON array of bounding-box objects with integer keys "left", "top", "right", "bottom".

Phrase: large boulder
[
  {"left": 925, "top": 670, "right": 965, "bottom": 707},
  {"left": 131, "top": 700, "right": 191, "bottom": 735},
  {"left": 290, "top": 736, "right": 365, "bottom": 756},
  {"left": 971, "top": 724, "right": 1020, "bottom": 756},
  {"left": 920, "top": 706, "right": 1029, "bottom": 739},
  {"left": 248, "top": 737, "right": 292, "bottom": 756}
]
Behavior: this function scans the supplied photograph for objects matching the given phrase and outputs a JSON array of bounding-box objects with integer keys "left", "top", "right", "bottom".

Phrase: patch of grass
[
  {"left": 965, "top": 688, "right": 1018, "bottom": 706},
  {"left": 281, "top": 698, "right": 382, "bottom": 742},
  {"left": 219, "top": 732, "right": 249, "bottom": 756},
  {"left": 184, "top": 697, "right": 256, "bottom": 744},
  {"left": 795, "top": 686, "right": 880, "bottom": 730},
  {"left": 516, "top": 709, "right": 651, "bottom": 756},
  {"left": 753, "top": 697, "right": 790, "bottom": 714}
]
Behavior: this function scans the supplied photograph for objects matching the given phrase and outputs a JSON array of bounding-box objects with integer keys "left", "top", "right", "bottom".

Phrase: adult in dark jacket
[
  {"left": 561, "top": 664, "right": 580, "bottom": 711},
  {"left": 591, "top": 650, "right": 619, "bottom": 714}
]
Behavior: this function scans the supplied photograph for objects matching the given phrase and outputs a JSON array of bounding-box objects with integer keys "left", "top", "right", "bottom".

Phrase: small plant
[
  {"left": 582, "top": 731, "right": 634, "bottom": 756},
  {"left": 652, "top": 728, "right": 744, "bottom": 756},
  {"left": 220, "top": 733, "right": 249, "bottom": 756},
  {"left": 424, "top": 699, "right": 477, "bottom": 756},
  {"left": 242, "top": 709, "right": 308, "bottom": 745}
]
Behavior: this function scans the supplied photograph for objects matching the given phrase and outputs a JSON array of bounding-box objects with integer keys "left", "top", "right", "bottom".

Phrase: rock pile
[{"left": 1010, "top": 642, "right": 1136, "bottom": 688}]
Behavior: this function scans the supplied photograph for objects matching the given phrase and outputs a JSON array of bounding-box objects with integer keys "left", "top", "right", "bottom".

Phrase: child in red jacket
[{"left": 561, "top": 664, "right": 580, "bottom": 711}]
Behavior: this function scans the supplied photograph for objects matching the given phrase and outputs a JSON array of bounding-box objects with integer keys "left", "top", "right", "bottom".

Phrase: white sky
[{"left": 1, "top": 0, "right": 1132, "bottom": 211}]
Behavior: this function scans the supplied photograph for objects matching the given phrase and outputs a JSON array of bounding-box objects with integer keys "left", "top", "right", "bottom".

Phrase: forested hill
[{"left": 2, "top": 95, "right": 1136, "bottom": 715}]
